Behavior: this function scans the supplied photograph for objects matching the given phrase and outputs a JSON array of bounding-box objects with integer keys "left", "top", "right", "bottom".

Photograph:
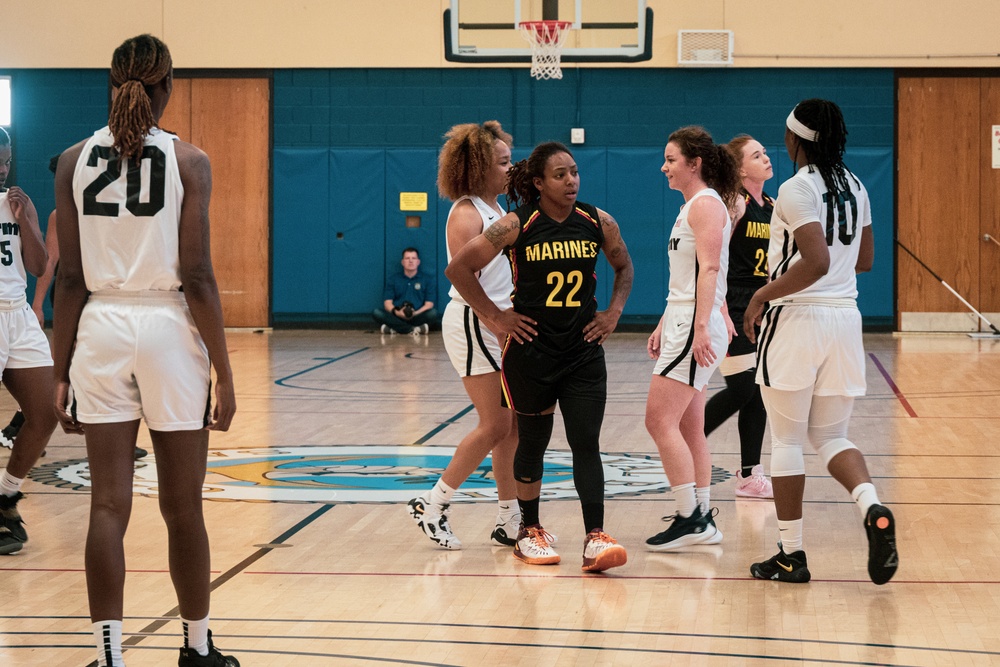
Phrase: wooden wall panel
[
  {"left": 897, "top": 78, "right": 980, "bottom": 314},
  {"left": 158, "top": 78, "right": 191, "bottom": 141},
  {"left": 188, "top": 78, "right": 270, "bottom": 328},
  {"left": 980, "top": 79, "right": 1000, "bottom": 313}
]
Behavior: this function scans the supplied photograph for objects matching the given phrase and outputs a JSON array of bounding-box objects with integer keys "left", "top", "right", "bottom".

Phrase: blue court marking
[{"left": 275, "top": 348, "right": 370, "bottom": 389}]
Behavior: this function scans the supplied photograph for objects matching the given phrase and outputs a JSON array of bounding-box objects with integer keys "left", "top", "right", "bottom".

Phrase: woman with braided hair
[
  {"left": 53, "top": 35, "right": 239, "bottom": 665},
  {"left": 743, "top": 98, "right": 897, "bottom": 585},
  {"left": 406, "top": 121, "right": 521, "bottom": 550},
  {"left": 446, "top": 141, "right": 633, "bottom": 572},
  {"left": 644, "top": 126, "right": 741, "bottom": 551}
]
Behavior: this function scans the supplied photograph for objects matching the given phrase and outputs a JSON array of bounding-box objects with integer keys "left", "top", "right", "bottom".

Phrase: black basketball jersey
[
  {"left": 728, "top": 190, "right": 774, "bottom": 288},
  {"left": 507, "top": 201, "right": 605, "bottom": 355}
]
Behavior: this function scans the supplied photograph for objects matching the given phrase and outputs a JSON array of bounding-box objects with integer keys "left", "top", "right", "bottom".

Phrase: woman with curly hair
[{"left": 407, "top": 121, "right": 521, "bottom": 550}]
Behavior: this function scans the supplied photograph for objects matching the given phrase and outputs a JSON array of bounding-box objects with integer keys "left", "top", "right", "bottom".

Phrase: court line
[
  {"left": 868, "top": 353, "right": 918, "bottom": 418},
  {"left": 238, "top": 569, "right": 1000, "bottom": 586},
  {"left": 80, "top": 504, "right": 336, "bottom": 667},
  {"left": 8, "top": 619, "right": 1000, "bottom": 660},
  {"left": 274, "top": 348, "right": 370, "bottom": 388},
  {"left": 7, "top": 638, "right": 930, "bottom": 666},
  {"left": 409, "top": 404, "right": 475, "bottom": 445}
]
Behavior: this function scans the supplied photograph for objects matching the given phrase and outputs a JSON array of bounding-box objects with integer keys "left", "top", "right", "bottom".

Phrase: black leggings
[
  {"left": 704, "top": 368, "right": 767, "bottom": 472},
  {"left": 514, "top": 396, "right": 607, "bottom": 533}
]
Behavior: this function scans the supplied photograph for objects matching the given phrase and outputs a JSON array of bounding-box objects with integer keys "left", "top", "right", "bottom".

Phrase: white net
[{"left": 519, "top": 21, "right": 572, "bottom": 80}]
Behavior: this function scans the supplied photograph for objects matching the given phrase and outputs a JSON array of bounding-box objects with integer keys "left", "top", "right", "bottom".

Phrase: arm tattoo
[{"left": 484, "top": 217, "right": 518, "bottom": 251}]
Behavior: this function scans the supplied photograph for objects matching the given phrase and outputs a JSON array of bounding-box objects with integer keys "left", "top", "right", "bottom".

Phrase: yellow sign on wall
[{"left": 400, "top": 192, "right": 428, "bottom": 211}]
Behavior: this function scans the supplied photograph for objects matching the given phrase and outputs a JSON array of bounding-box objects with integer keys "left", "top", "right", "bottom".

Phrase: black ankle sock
[{"left": 520, "top": 497, "right": 540, "bottom": 527}]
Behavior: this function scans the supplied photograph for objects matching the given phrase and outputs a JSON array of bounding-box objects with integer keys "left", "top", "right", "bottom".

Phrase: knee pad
[
  {"left": 770, "top": 440, "right": 805, "bottom": 477},
  {"left": 513, "top": 413, "right": 553, "bottom": 484},
  {"left": 813, "top": 437, "right": 857, "bottom": 468},
  {"left": 513, "top": 450, "right": 545, "bottom": 484}
]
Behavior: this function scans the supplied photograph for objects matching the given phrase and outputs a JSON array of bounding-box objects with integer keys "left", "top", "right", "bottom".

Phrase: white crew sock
[
  {"left": 426, "top": 479, "right": 456, "bottom": 508},
  {"left": 182, "top": 615, "right": 210, "bottom": 657},
  {"left": 695, "top": 486, "right": 710, "bottom": 514},
  {"left": 93, "top": 620, "right": 124, "bottom": 667},
  {"left": 777, "top": 518, "right": 804, "bottom": 552},
  {"left": 671, "top": 482, "right": 697, "bottom": 518},
  {"left": 0, "top": 470, "right": 23, "bottom": 497},
  {"left": 851, "top": 482, "right": 881, "bottom": 517},
  {"left": 497, "top": 498, "right": 520, "bottom": 521}
]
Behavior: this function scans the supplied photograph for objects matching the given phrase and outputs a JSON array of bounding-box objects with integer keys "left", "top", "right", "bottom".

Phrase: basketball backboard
[{"left": 444, "top": 0, "right": 652, "bottom": 63}]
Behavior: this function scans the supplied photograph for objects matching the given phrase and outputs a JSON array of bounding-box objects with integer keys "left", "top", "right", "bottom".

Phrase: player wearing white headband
[{"left": 743, "top": 99, "right": 898, "bottom": 585}]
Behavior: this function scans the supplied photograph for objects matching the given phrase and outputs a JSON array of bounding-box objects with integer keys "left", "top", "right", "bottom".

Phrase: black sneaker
[
  {"left": 134, "top": 446, "right": 148, "bottom": 460},
  {"left": 0, "top": 411, "right": 24, "bottom": 450},
  {"left": 750, "top": 544, "right": 811, "bottom": 583},
  {"left": 645, "top": 507, "right": 718, "bottom": 551},
  {"left": 178, "top": 630, "right": 240, "bottom": 666},
  {"left": 0, "top": 526, "right": 22, "bottom": 555},
  {"left": 0, "top": 491, "right": 26, "bottom": 544},
  {"left": 865, "top": 504, "right": 898, "bottom": 585}
]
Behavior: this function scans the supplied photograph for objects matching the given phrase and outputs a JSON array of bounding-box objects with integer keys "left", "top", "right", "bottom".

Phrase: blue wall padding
[
  {"left": 384, "top": 149, "right": 441, "bottom": 309},
  {"left": 273, "top": 145, "right": 894, "bottom": 321},
  {"left": 273, "top": 148, "right": 330, "bottom": 313},
  {"left": 331, "top": 149, "right": 386, "bottom": 313}
]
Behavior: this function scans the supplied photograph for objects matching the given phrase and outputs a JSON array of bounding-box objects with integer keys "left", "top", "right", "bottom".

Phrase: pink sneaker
[{"left": 735, "top": 464, "right": 773, "bottom": 499}]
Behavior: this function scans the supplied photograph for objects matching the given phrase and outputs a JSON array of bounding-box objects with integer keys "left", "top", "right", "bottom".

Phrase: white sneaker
[
  {"left": 380, "top": 324, "right": 393, "bottom": 335},
  {"left": 407, "top": 497, "right": 462, "bottom": 550},
  {"left": 513, "top": 525, "right": 560, "bottom": 565},
  {"left": 491, "top": 513, "right": 520, "bottom": 546},
  {"left": 411, "top": 323, "right": 429, "bottom": 336},
  {"left": 735, "top": 464, "right": 774, "bottom": 499},
  {"left": 581, "top": 529, "right": 628, "bottom": 572}
]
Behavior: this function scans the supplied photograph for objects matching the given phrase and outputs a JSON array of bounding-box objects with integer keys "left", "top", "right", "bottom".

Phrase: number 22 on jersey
[{"left": 545, "top": 270, "right": 583, "bottom": 307}]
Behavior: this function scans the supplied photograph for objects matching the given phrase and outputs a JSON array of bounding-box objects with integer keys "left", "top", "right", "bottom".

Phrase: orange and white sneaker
[
  {"left": 513, "top": 524, "right": 560, "bottom": 565},
  {"left": 581, "top": 529, "right": 628, "bottom": 572}
]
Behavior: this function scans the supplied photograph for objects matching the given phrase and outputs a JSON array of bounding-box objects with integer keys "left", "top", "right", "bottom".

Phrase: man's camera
[{"left": 401, "top": 302, "right": 414, "bottom": 319}]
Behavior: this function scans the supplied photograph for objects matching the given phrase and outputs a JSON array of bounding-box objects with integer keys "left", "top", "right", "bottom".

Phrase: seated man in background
[{"left": 373, "top": 247, "right": 438, "bottom": 335}]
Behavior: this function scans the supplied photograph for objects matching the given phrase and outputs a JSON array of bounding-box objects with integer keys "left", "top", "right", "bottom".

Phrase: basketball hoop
[{"left": 519, "top": 20, "right": 572, "bottom": 80}]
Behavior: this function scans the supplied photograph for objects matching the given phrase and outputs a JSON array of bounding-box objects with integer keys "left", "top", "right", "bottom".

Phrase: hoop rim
[{"left": 518, "top": 19, "right": 573, "bottom": 35}]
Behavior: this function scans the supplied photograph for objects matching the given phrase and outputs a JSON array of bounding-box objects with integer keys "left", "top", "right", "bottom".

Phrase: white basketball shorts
[
  {"left": 442, "top": 300, "right": 503, "bottom": 377},
  {"left": 68, "top": 291, "right": 211, "bottom": 430},
  {"left": 652, "top": 303, "right": 727, "bottom": 391},
  {"left": 755, "top": 302, "right": 866, "bottom": 396},
  {"left": 0, "top": 296, "right": 53, "bottom": 370}
]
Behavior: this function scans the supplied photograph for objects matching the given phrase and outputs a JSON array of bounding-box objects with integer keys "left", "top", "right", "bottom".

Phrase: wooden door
[
  {"left": 897, "top": 77, "right": 980, "bottom": 331},
  {"left": 980, "top": 79, "right": 1000, "bottom": 316},
  {"left": 160, "top": 77, "right": 270, "bottom": 328}
]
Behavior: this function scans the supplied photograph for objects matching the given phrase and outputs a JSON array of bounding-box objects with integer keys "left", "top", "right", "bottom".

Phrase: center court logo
[{"left": 30, "top": 446, "right": 732, "bottom": 503}]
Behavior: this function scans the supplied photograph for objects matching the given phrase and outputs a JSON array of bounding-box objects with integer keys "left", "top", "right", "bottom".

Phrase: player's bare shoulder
[{"left": 173, "top": 140, "right": 212, "bottom": 186}]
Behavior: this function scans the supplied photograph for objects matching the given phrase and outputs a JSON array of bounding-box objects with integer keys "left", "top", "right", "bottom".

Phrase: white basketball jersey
[
  {"left": 72, "top": 126, "right": 184, "bottom": 292},
  {"left": 769, "top": 165, "right": 872, "bottom": 301},
  {"left": 446, "top": 195, "right": 513, "bottom": 309},
  {"left": 666, "top": 188, "right": 731, "bottom": 308},
  {"left": 0, "top": 192, "right": 27, "bottom": 300}
]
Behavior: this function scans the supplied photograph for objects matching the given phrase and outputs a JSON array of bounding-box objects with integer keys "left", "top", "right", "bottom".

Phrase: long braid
[
  {"left": 505, "top": 141, "right": 572, "bottom": 210},
  {"left": 108, "top": 34, "right": 172, "bottom": 163},
  {"left": 791, "top": 99, "right": 858, "bottom": 195}
]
